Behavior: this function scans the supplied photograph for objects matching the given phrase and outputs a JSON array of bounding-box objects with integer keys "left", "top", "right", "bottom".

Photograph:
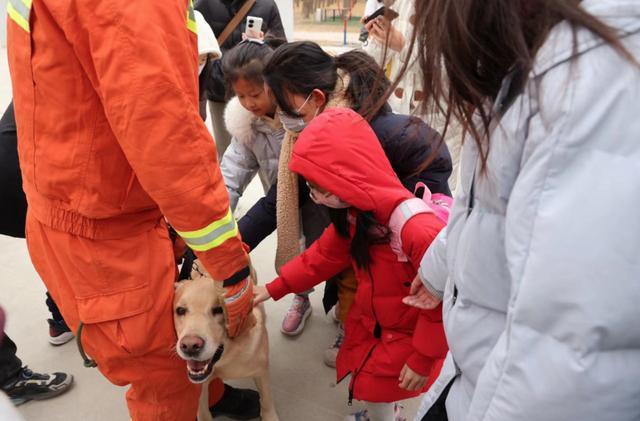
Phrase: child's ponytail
[
  {"left": 329, "top": 208, "right": 389, "bottom": 269},
  {"left": 334, "top": 50, "right": 391, "bottom": 120}
]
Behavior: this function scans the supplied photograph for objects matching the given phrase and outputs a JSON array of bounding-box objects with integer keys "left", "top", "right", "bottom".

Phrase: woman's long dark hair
[
  {"left": 263, "top": 41, "right": 390, "bottom": 119},
  {"left": 376, "top": 0, "right": 637, "bottom": 171},
  {"left": 264, "top": 41, "right": 393, "bottom": 267}
]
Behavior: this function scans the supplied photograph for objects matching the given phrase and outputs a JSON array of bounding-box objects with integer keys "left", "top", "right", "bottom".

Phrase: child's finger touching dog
[{"left": 253, "top": 285, "right": 272, "bottom": 306}]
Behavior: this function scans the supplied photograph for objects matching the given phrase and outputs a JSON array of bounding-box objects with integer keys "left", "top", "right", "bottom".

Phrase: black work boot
[{"left": 209, "top": 383, "right": 260, "bottom": 420}]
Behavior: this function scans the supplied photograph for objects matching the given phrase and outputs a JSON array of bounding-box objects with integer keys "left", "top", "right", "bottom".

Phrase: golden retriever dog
[{"left": 174, "top": 263, "right": 278, "bottom": 421}]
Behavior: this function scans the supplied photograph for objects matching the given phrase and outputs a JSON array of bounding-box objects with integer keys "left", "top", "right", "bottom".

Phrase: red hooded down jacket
[{"left": 266, "top": 108, "right": 448, "bottom": 403}]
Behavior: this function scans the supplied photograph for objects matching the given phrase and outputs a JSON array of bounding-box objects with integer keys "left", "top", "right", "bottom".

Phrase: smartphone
[
  {"left": 245, "top": 16, "right": 263, "bottom": 39},
  {"left": 363, "top": 6, "right": 399, "bottom": 24}
]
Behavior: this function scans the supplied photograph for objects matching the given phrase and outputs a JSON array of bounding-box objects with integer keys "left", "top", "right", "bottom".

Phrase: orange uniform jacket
[{"left": 7, "top": 0, "right": 248, "bottom": 283}]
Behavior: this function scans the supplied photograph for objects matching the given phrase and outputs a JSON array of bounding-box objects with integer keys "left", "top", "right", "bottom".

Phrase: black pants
[
  {"left": 421, "top": 379, "right": 454, "bottom": 421},
  {"left": 1, "top": 102, "right": 66, "bottom": 328},
  {"left": 46, "top": 292, "right": 64, "bottom": 323},
  {"left": 0, "top": 103, "right": 27, "bottom": 239},
  {"left": 0, "top": 334, "right": 22, "bottom": 386}
]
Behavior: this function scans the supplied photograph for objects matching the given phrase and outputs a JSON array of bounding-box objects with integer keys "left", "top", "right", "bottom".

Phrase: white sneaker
[{"left": 323, "top": 324, "right": 344, "bottom": 368}]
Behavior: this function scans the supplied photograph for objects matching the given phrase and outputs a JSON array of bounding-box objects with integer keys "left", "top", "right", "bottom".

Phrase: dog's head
[{"left": 173, "top": 270, "right": 227, "bottom": 383}]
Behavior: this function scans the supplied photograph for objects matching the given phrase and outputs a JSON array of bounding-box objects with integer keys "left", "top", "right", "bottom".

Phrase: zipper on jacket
[
  {"left": 347, "top": 343, "right": 377, "bottom": 407},
  {"left": 343, "top": 267, "right": 388, "bottom": 407}
]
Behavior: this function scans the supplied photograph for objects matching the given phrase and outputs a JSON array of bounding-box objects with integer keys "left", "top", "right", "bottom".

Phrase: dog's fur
[{"left": 174, "top": 263, "right": 278, "bottom": 421}]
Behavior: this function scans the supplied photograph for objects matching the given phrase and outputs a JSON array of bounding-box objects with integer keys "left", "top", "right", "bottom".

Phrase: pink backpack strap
[
  {"left": 388, "top": 198, "right": 434, "bottom": 262},
  {"left": 415, "top": 182, "right": 453, "bottom": 223},
  {"left": 414, "top": 182, "right": 431, "bottom": 200}
]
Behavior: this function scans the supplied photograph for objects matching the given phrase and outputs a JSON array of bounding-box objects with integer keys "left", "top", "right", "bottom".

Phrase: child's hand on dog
[{"left": 253, "top": 285, "right": 272, "bottom": 306}]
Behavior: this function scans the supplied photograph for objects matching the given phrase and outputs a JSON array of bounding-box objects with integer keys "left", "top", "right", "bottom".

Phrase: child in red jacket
[{"left": 254, "top": 108, "right": 448, "bottom": 421}]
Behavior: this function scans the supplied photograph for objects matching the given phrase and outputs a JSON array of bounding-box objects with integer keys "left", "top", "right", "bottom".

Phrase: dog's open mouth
[
  {"left": 186, "top": 345, "right": 224, "bottom": 383},
  {"left": 186, "top": 358, "right": 214, "bottom": 383}
]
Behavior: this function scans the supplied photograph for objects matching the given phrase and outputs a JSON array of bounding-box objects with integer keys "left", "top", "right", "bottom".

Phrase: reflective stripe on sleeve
[
  {"left": 175, "top": 209, "right": 239, "bottom": 252},
  {"left": 186, "top": 0, "right": 197, "bottom": 34},
  {"left": 7, "top": 0, "right": 31, "bottom": 33}
]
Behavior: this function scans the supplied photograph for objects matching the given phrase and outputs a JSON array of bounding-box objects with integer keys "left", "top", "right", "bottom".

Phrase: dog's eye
[
  {"left": 176, "top": 306, "right": 187, "bottom": 316},
  {"left": 211, "top": 307, "right": 223, "bottom": 316}
]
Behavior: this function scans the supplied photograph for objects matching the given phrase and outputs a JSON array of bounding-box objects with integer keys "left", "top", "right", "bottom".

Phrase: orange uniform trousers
[{"left": 26, "top": 214, "right": 223, "bottom": 420}]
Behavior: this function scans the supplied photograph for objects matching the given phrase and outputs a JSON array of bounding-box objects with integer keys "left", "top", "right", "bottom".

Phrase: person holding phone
[
  {"left": 358, "top": 0, "right": 384, "bottom": 43},
  {"left": 363, "top": 0, "right": 463, "bottom": 192},
  {"left": 196, "top": 0, "right": 287, "bottom": 158}
]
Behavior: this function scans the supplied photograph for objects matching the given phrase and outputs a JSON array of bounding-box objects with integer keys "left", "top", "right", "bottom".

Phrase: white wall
[
  {"left": 1, "top": 0, "right": 7, "bottom": 47},
  {"left": 274, "top": 0, "right": 294, "bottom": 40}
]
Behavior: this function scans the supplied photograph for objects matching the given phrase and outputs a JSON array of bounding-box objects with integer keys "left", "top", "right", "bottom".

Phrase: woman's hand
[
  {"left": 399, "top": 364, "right": 427, "bottom": 391},
  {"left": 253, "top": 285, "right": 272, "bottom": 306},
  {"left": 365, "top": 17, "right": 405, "bottom": 52},
  {"left": 403, "top": 275, "right": 442, "bottom": 310}
]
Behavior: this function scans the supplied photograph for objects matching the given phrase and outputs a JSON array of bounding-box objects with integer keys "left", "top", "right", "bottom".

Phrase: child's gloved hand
[
  {"left": 402, "top": 275, "right": 442, "bottom": 310},
  {"left": 399, "top": 363, "right": 427, "bottom": 392},
  {"left": 253, "top": 285, "right": 272, "bottom": 306}
]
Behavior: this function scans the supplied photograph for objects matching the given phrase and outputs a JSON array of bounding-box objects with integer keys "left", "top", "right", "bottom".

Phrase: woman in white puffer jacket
[{"left": 400, "top": 1, "right": 640, "bottom": 421}]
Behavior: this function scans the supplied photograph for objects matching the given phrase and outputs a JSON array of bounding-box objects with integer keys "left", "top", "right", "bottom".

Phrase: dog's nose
[{"left": 180, "top": 335, "right": 205, "bottom": 356}]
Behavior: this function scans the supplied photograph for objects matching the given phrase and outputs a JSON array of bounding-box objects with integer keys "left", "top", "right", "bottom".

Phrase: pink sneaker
[{"left": 281, "top": 295, "right": 312, "bottom": 336}]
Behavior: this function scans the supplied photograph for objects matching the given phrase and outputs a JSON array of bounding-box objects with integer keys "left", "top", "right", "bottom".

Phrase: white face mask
[
  {"left": 278, "top": 93, "right": 318, "bottom": 133},
  {"left": 198, "top": 63, "right": 206, "bottom": 75},
  {"left": 307, "top": 182, "right": 351, "bottom": 209},
  {"left": 279, "top": 112, "right": 307, "bottom": 132}
]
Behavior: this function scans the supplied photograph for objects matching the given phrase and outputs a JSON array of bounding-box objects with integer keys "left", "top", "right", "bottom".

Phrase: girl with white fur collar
[{"left": 219, "top": 39, "right": 285, "bottom": 211}]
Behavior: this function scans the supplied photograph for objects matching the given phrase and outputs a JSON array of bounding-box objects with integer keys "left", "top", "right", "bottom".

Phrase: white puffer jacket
[
  {"left": 416, "top": 1, "right": 640, "bottom": 420},
  {"left": 220, "top": 97, "right": 284, "bottom": 211}
]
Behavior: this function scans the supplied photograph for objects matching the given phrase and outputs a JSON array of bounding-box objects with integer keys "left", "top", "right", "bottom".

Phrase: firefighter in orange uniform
[{"left": 7, "top": 0, "right": 258, "bottom": 419}]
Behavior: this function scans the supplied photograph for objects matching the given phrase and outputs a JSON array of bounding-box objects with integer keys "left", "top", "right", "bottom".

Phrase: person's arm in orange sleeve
[{"left": 62, "top": 0, "right": 250, "bottom": 335}]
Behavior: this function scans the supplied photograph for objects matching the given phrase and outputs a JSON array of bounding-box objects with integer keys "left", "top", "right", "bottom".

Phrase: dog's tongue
[{"left": 187, "top": 360, "right": 208, "bottom": 371}]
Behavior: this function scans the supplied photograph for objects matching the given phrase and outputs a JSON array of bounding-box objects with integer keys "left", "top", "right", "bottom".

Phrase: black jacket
[
  {"left": 238, "top": 108, "right": 453, "bottom": 251},
  {"left": 0, "top": 102, "right": 27, "bottom": 238},
  {"left": 195, "top": 0, "right": 286, "bottom": 102}
]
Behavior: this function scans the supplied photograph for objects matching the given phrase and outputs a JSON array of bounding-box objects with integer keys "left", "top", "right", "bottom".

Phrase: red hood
[{"left": 289, "top": 108, "right": 414, "bottom": 225}]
